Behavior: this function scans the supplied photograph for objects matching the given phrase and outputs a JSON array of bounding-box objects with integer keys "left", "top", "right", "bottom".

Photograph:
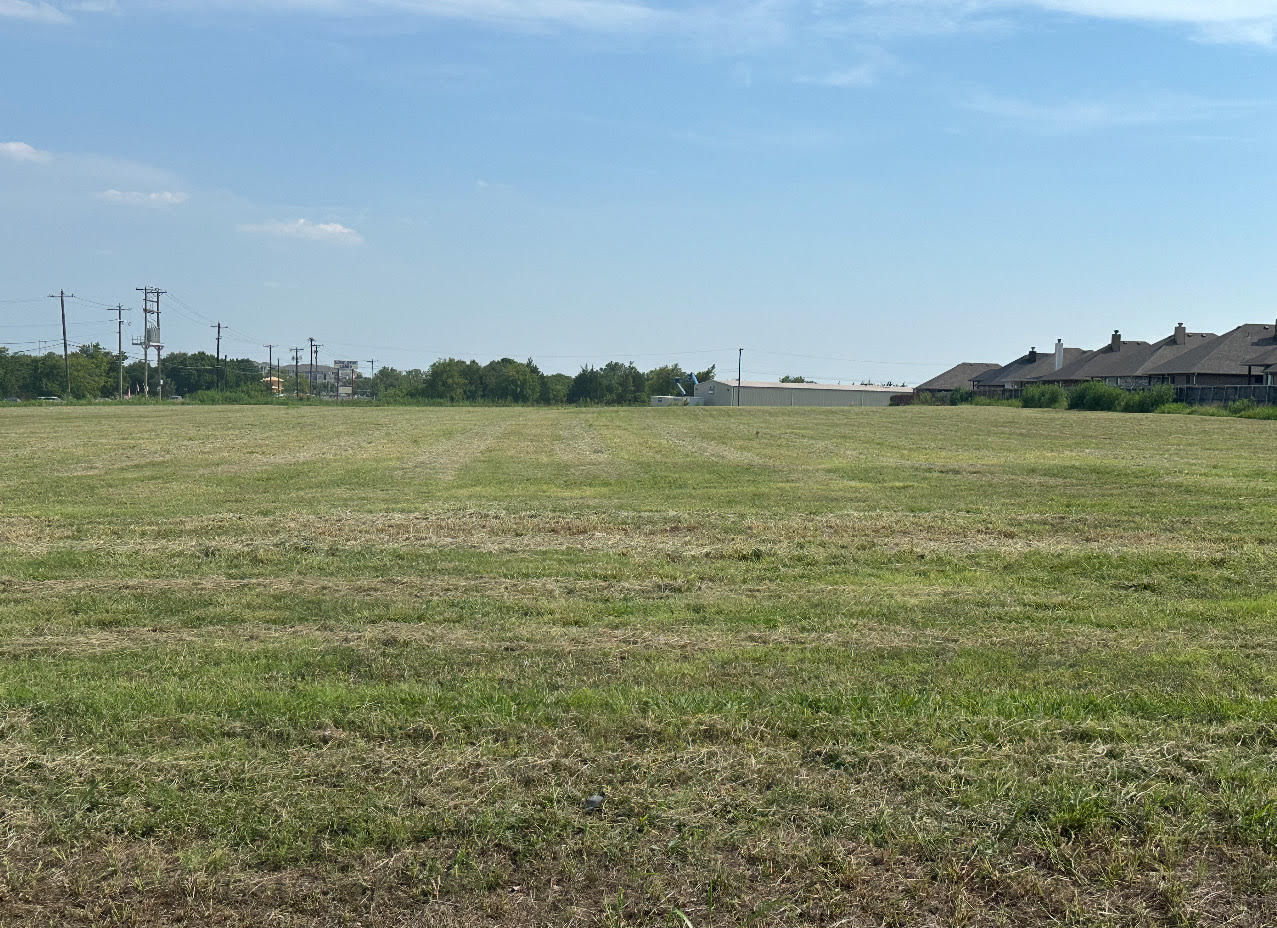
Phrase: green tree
[
  {"left": 644, "top": 364, "right": 688, "bottom": 399},
  {"left": 479, "top": 358, "right": 542, "bottom": 403},
  {"left": 568, "top": 366, "right": 603, "bottom": 404},
  {"left": 68, "top": 344, "right": 111, "bottom": 398},
  {"left": 423, "top": 359, "right": 479, "bottom": 402},
  {"left": 371, "top": 366, "right": 404, "bottom": 398},
  {"left": 162, "top": 352, "right": 220, "bottom": 396},
  {"left": 541, "top": 373, "right": 572, "bottom": 404}
]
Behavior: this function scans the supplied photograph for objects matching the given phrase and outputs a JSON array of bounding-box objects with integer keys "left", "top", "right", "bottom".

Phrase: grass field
[{"left": 0, "top": 404, "right": 1273, "bottom": 927}]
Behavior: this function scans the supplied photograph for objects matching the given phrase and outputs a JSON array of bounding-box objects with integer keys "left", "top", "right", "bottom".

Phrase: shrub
[
  {"left": 1154, "top": 402, "right": 1191, "bottom": 415},
  {"left": 971, "top": 396, "right": 1022, "bottom": 407},
  {"left": 1118, "top": 384, "right": 1174, "bottom": 413},
  {"left": 1237, "top": 404, "right": 1277, "bottom": 420},
  {"left": 1068, "top": 381, "right": 1126, "bottom": 411},
  {"left": 949, "top": 387, "right": 974, "bottom": 405},
  {"left": 911, "top": 391, "right": 939, "bottom": 406},
  {"left": 1227, "top": 399, "right": 1257, "bottom": 415},
  {"left": 1022, "top": 384, "right": 1067, "bottom": 408},
  {"left": 186, "top": 388, "right": 287, "bottom": 405}
]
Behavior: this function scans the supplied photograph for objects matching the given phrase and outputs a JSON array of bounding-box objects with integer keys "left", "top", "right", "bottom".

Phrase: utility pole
[
  {"left": 291, "top": 346, "right": 302, "bottom": 397},
  {"left": 737, "top": 347, "right": 743, "bottom": 407},
  {"left": 107, "top": 304, "right": 126, "bottom": 399},
  {"left": 366, "top": 358, "right": 376, "bottom": 399},
  {"left": 211, "top": 323, "right": 223, "bottom": 390},
  {"left": 48, "top": 290, "right": 74, "bottom": 398},
  {"left": 135, "top": 287, "right": 166, "bottom": 398},
  {"left": 264, "top": 344, "right": 276, "bottom": 395},
  {"left": 307, "top": 337, "right": 315, "bottom": 397},
  {"left": 155, "top": 289, "right": 165, "bottom": 398}
]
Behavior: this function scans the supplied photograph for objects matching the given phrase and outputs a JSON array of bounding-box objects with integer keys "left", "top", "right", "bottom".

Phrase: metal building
[{"left": 694, "top": 379, "right": 902, "bottom": 407}]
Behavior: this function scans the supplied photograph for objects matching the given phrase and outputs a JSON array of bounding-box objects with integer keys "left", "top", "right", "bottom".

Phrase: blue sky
[{"left": 3, "top": 1, "right": 1277, "bottom": 382}]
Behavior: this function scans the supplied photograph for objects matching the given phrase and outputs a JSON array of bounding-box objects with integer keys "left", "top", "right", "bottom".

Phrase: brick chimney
[
  {"left": 1174, "top": 322, "right": 1187, "bottom": 346},
  {"left": 1054, "top": 339, "right": 1064, "bottom": 370},
  {"left": 1111, "top": 330, "right": 1121, "bottom": 352},
  {"left": 1027, "top": 346, "right": 1038, "bottom": 363}
]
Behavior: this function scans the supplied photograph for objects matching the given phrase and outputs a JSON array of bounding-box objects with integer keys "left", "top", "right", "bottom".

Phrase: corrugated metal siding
[{"left": 699, "top": 383, "right": 894, "bottom": 407}]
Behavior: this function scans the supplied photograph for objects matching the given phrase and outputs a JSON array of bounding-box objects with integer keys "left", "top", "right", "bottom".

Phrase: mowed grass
[{"left": 0, "top": 404, "right": 1273, "bottom": 927}]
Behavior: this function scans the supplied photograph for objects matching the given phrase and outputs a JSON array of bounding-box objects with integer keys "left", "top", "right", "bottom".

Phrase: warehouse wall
[{"left": 697, "top": 382, "right": 895, "bottom": 407}]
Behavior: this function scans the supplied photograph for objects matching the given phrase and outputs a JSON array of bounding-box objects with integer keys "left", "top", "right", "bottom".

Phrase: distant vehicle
[
  {"left": 3, "top": 397, "right": 19, "bottom": 403},
  {"left": 37, "top": 396, "right": 63, "bottom": 402}
]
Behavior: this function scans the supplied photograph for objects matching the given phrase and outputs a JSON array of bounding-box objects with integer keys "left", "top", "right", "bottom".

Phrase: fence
[
  {"left": 971, "top": 383, "right": 1275, "bottom": 406},
  {"left": 1175, "top": 384, "right": 1277, "bottom": 407}
]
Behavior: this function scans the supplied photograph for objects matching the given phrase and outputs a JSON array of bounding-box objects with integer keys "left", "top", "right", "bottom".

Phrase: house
[
  {"left": 1245, "top": 346, "right": 1277, "bottom": 385},
  {"left": 914, "top": 362, "right": 1000, "bottom": 398},
  {"left": 694, "top": 379, "right": 900, "bottom": 407},
  {"left": 256, "top": 360, "right": 346, "bottom": 386},
  {"left": 973, "top": 340, "right": 1086, "bottom": 394},
  {"left": 1141, "top": 321, "right": 1277, "bottom": 386},
  {"left": 1036, "top": 324, "right": 1215, "bottom": 388}
]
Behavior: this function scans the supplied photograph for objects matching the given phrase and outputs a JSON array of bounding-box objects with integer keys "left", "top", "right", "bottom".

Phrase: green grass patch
[{"left": 0, "top": 404, "right": 1273, "bottom": 926}]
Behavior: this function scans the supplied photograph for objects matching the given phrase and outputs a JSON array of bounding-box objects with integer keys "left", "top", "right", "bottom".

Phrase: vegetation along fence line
[
  {"left": 1175, "top": 384, "right": 1277, "bottom": 406},
  {"left": 977, "top": 384, "right": 1275, "bottom": 406}
]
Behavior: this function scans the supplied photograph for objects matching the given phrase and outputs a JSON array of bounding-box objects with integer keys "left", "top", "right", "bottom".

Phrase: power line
[
  {"left": 744, "top": 347, "right": 943, "bottom": 368},
  {"left": 68, "top": 295, "right": 119, "bottom": 309}
]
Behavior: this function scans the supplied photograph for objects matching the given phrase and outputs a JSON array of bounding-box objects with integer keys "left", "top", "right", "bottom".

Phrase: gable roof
[
  {"left": 915, "top": 362, "right": 1001, "bottom": 392},
  {"left": 975, "top": 346, "right": 1087, "bottom": 387},
  {"left": 1037, "top": 331, "right": 1216, "bottom": 382},
  {"left": 1244, "top": 345, "right": 1277, "bottom": 371},
  {"left": 1142, "top": 323, "right": 1277, "bottom": 377}
]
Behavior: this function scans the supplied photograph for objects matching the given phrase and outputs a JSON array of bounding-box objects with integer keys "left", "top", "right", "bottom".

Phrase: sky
[{"left": 3, "top": 1, "right": 1277, "bottom": 384}]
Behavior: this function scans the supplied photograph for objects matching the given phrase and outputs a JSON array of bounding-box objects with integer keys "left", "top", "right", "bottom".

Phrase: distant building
[
  {"left": 914, "top": 362, "right": 1000, "bottom": 398},
  {"left": 1246, "top": 346, "right": 1277, "bottom": 385},
  {"left": 973, "top": 340, "right": 1086, "bottom": 394},
  {"left": 694, "top": 379, "right": 900, "bottom": 407},
  {"left": 1035, "top": 324, "right": 1215, "bottom": 388},
  {"left": 1141, "top": 321, "right": 1277, "bottom": 386},
  {"left": 256, "top": 360, "right": 354, "bottom": 387},
  {"left": 650, "top": 395, "right": 705, "bottom": 406}
]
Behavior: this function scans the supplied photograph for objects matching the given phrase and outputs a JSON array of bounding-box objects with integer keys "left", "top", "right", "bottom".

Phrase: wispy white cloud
[
  {"left": 964, "top": 90, "right": 1263, "bottom": 132},
  {"left": 95, "top": 189, "right": 190, "bottom": 205},
  {"left": 137, "top": 0, "right": 670, "bottom": 32},
  {"left": 0, "top": 0, "right": 70, "bottom": 23},
  {"left": 796, "top": 47, "right": 897, "bottom": 88},
  {"left": 860, "top": 1, "right": 1277, "bottom": 46},
  {"left": 44, "top": 0, "right": 1277, "bottom": 49},
  {"left": 0, "top": 141, "right": 52, "bottom": 163},
  {"left": 239, "top": 218, "right": 364, "bottom": 245}
]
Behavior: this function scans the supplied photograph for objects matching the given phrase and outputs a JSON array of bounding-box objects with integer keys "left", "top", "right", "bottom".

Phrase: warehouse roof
[{"left": 704, "top": 379, "right": 902, "bottom": 393}]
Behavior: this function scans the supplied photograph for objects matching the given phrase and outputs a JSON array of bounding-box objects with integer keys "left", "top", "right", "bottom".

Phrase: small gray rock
[{"left": 583, "top": 793, "right": 605, "bottom": 813}]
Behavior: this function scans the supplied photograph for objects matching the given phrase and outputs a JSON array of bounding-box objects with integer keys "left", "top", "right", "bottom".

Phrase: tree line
[
  {"left": 369, "top": 358, "right": 716, "bottom": 404},
  {"left": 0, "top": 345, "right": 266, "bottom": 400},
  {"left": 0, "top": 344, "right": 716, "bottom": 405}
]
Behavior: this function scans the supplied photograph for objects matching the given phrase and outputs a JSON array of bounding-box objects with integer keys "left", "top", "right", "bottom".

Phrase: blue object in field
[
  {"left": 673, "top": 379, "right": 687, "bottom": 396},
  {"left": 690, "top": 373, "right": 699, "bottom": 386}
]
